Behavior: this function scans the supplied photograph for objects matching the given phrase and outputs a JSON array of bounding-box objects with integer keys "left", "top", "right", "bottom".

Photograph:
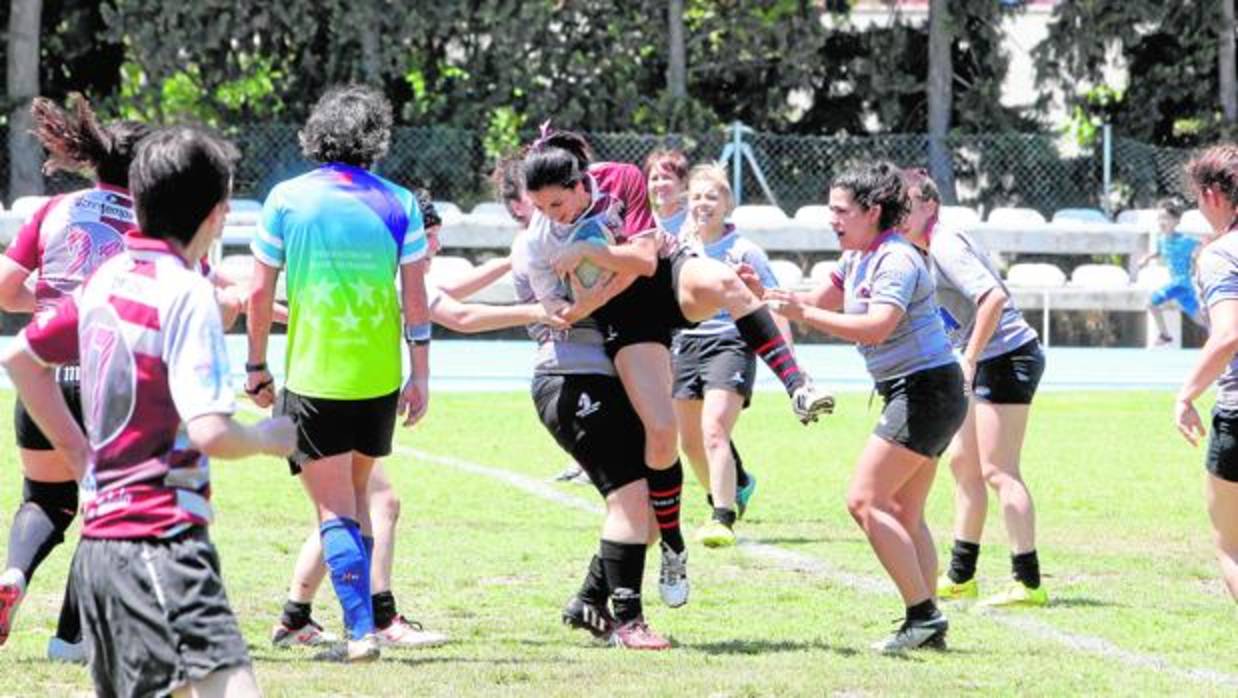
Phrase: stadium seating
[
  {"left": 1069, "top": 263, "right": 1131, "bottom": 288},
  {"left": 1052, "top": 208, "right": 1109, "bottom": 224},
  {"left": 469, "top": 202, "right": 516, "bottom": 225},
  {"left": 1179, "top": 209, "right": 1211, "bottom": 235},
  {"left": 987, "top": 207, "right": 1047, "bottom": 225},
  {"left": 228, "top": 198, "right": 262, "bottom": 214},
  {"left": 1116, "top": 208, "right": 1160, "bottom": 230},
  {"left": 767, "top": 259, "right": 804, "bottom": 289},
  {"left": 792, "top": 205, "right": 830, "bottom": 228},
  {"left": 731, "top": 204, "right": 791, "bottom": 229},
  {"left": 809, "top": 260, "right": 839, "bottom": 285},
  {"left": 1005, "top": 262, "right": 1066, "bottom": 287},
  {"left": 426, "top": 255, "right": 474, "bottom": 288},
  {"left": 433, "top": 201, "right": 465, "bottom": 226},
  {"left": 1135, "top": 263, "right": 1171, "bottom": 289},
  {"left": 938, "top": 205, "right": 981, "bottom": 227},
  {"left": 466, "top": 270, "right": 518, "bottom": 304}
]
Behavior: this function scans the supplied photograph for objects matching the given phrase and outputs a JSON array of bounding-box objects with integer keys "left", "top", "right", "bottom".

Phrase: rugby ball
[{"left": 567, "top": 218, "right": 614, "bottom": 289}]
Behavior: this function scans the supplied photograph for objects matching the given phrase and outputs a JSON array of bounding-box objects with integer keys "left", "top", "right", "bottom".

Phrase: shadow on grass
[
  {"left": 686, "top": 638, "right": 859, "bottom": 657},
  {"left": 252, "top": 652, "right": 577, "bottom": 668},
  {"left": 1045, "top": 596, "right": 1126, "bottom": 609}
]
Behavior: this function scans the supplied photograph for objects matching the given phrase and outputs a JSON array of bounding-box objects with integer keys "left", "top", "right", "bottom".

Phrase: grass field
[{"left": 0, "top": 388, "right": 1234, "bottom": 697}]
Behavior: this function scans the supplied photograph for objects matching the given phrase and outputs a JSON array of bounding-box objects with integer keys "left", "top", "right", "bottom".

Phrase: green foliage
[
  {"left": 1035, "top": 1, "right": 1237, "bottom": 146},
  {"left": 88, "top": 0, "right": 1027, "bottom": 139},
  {"left": 482, "top": 107, "right": 526, "bottom": 162},
  {"left": 1063, "top": 85, "right": 1125, "bottom": 148}
]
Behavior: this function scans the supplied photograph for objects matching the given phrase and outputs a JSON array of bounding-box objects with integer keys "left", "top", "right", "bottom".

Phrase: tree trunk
[
  {"left": 927, "top": 0, "right": 957, "bottom": 203},
  {"left": 1222, "top": 0, "right": 1237, "bottom": 123},
  {"left": 667, "top": 0, "right": 687, "bottom": 127},
  {"left": 7, "top": 0, "right": 44, "bottom": 200}
]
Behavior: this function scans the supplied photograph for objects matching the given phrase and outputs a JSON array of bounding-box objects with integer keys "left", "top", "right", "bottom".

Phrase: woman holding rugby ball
[{"left": 519, "top": 126, "right": 834, "bottom": 608}]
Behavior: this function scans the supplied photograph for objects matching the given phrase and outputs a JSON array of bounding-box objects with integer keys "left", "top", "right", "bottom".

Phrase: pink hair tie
[{"left": 531, "top": 120, "right": 555, "bottom": 151}]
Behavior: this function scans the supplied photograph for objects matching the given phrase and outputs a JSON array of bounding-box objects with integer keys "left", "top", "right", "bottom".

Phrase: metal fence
[{"left": 0, "top": 123, "right": 1202, "bottom": 217}]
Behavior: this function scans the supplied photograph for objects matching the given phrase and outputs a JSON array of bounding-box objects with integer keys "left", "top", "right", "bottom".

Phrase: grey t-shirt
[
  {"left": 511, "top": 228, "right": 615, "bottom": 377},
  {"left": 929, "top": 224, "right": 1038, "bottom": 361},
  {"left": 1195, "top": 232, "right": 1238, "bottom": 408},
  {"left": 833, "top": 233, "right": 956, "bottom": 381},
  {"left": 680, "top": 227, "right": 780, "bottom": 339}
]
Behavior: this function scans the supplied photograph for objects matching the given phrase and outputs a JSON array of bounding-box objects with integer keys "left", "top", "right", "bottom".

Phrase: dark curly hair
[
  {"left": 30, "top": 93, "right": 150, "bottom": 189},
  {"left": 299, "top": 85, "right": 392, "bottom": 167},
  {"left": 1186, "top": 144, "right": 1238, "bottom": 205},
  {"left": 831, "top": 160, "right": 910, "bottom": 232},
  {"left": 522, "top": 130, "right": 593, "bottom": 193}
]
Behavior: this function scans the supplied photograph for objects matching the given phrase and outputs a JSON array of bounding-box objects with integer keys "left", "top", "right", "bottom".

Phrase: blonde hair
[{"left": 679, "top": 163, "right": 734, "bottom": 246}]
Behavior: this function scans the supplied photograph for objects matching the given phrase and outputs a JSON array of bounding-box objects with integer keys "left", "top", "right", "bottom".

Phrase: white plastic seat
[
  {"left": 767, "top": 259, "right": 804, "bottom": 289},
  {"left": 465, "top": 270, "right": 518, "bottom": 304},
  {"left": 987, "top": 207, "right": 1047, "bottom": 226},
  {"left": 431, "top": 201, "right": 464, "bottom": 226},
  {"left": 937, "top": 205, "right": 980, "bottom": 228},
  {"left": 468, "top": 202, "right": 515, "bottom": 223},
  {"left": 1069, "top": 263, "right": 1130, "bottom": 288},
  {"left": 1005, "top": 263, "right": 1066, "bottom": 287},
  {"left": 220, "top": 224, "right": 256, "bottom": 247},
  {"left": 228, "top": 198, "right": 262, "bottom": 214},
  {"left": 1135, "top": 263, "right": 1171, "bottom": 289},
  {"left": 792, "top": 205, "right": 830, "bottom": 227},
  {"left": 1052, "top": 208, "right": 1109, "bottom": 224},
  {"left": 731, "top": 205, "right": 791, "bottom": 229},
  {"left": 1116, "top": 208, "right": 1160, "bottom": 230},
  {"left": 10, "top": 195, "right": 50, "bottom": 220},
  {"left": 809, "top": 260, "right": 839, "bottom": 284},
  {"left": 1179, "top": 209, "right": 1211, "bottom": 235},
  {"left": 426, "top": 255, "right": 474, "bottom": 287},
  {"left": 215, "top": 253, "right": 286, "bottom": 302}
]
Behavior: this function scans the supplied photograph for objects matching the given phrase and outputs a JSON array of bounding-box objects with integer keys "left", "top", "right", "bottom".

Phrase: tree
[
  {"left": 927, "top": 0, "right": 956, "bottom": 202},
  {"left": 1222, "top": 0, "right": 1236, "bottom": 123},
  {"left": 7, "top": 0, "right": 43, "bottom": 199},
  {"left": 1034, "top": 2, "right": 1238, "bottom": 145}
]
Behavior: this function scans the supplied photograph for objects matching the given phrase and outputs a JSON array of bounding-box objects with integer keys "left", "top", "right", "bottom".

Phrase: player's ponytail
[{"left": 30, "top": 93, "right": 150, "bottom": 189}]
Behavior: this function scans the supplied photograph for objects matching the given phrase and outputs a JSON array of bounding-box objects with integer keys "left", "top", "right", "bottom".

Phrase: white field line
[
  {"left": 398, "top": 443, "right": 1238, "bottom": 690},
  {"left": 236, "top": 403, "right": 1238, "bottom": 688}
]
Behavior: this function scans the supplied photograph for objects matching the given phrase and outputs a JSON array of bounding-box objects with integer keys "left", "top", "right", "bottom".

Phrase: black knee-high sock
[
  {"left": 280, "top": 600, "right": 313, "bottom": 630},
  {"left": 646, "top": 462, "right": 685, "bottom": 554},
  {"left": 372, "top": 590, "right": 398, "bottom": 629},
  {"left": 7, "top": 480, "right": 76, "bottom": 580},
  {"left": 948, "top": 539, "right": 981, "bottom": 584},
  {"left": 730, "top": 440, "right": 749, "bottom": 489},
  {"left": 1012, "top": 550, "right": 1041, "bottom": 589},
  {"left": 734, "top": 307, "right": 805, "bottom": 394},
  {"left": 599, "top": 540, "right": 646, "bottom": 623},
  {"left": 578, "top": 554, "right": 608, "bottom": 607},
  {"left": 53, "top": 569, "right": 80, "bottom": 643}
]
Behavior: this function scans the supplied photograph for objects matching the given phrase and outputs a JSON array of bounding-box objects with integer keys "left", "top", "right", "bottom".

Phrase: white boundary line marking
[
  {"left": 237, "top": 403, "right": 1238, "bottom": 688},
  {"left": 399, "top": 443, "right": 1238, "bottom": 689}
]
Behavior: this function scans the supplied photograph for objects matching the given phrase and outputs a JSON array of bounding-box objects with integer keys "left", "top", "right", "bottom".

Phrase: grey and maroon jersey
[
  {"left": 6, "top": 186, "right": 135, "bottom": 312},
  {"left": 22, "top": 236, "right": 234, "bottom": 540}
]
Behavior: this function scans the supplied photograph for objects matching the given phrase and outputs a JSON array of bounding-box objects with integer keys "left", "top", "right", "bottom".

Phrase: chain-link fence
[{"left": 0, "top": 123, "right": 1205, "bottom": 216}]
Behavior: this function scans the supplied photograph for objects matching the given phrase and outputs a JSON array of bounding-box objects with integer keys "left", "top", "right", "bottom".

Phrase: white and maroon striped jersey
[
  {"left": 20, "top": 235, "right": 235, "bottom": 540},
  {"left": 5, "top": 185, "right": 135, "bottom": 312}
]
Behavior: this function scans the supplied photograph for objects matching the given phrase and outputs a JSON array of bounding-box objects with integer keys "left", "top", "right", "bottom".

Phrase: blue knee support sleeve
[{"left": 320, "top": 518, "right": 374, "bottom": 640}]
